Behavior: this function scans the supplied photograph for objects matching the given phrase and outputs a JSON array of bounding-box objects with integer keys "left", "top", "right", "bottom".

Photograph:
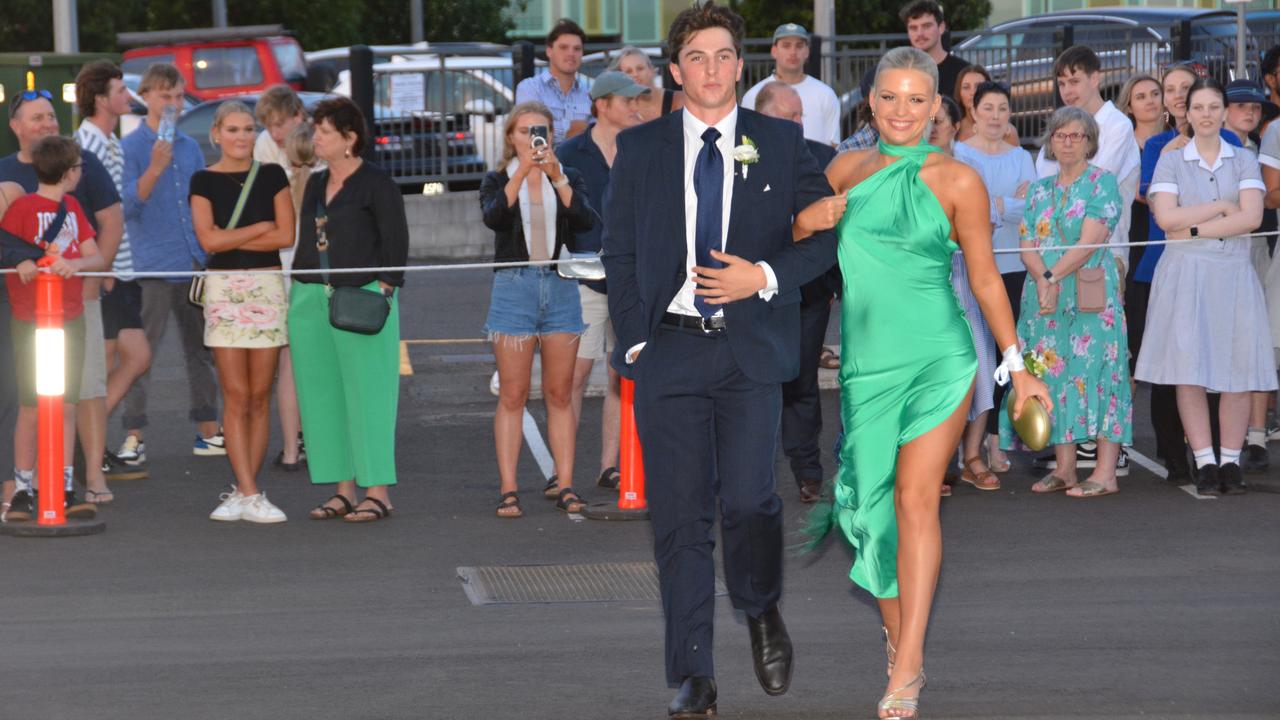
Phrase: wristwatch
[
  {"left": 1189, "top": 226, "right": 1199, "bottom": 237},
  {"left": 1043, "top": 269, "right": 1056, "bottom": 285}
]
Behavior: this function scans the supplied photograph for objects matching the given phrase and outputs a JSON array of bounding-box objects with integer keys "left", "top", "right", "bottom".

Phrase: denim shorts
[{"left": 483, "top": 267, "right": 586, "bottom": 338}]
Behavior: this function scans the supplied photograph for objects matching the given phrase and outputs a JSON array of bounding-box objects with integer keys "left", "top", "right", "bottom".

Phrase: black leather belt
[{"left": 661, "top": 311, "right": 726, "bottom": 333}]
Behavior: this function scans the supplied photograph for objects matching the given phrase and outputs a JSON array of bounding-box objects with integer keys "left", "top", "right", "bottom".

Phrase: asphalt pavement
[{"left": 3, "top": 268, "right": 1278, "bottom": 719}]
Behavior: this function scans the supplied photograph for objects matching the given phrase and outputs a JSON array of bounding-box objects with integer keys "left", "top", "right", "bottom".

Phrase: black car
[{"left": 177, "top": 92, "right": 488, "bottom": 190}]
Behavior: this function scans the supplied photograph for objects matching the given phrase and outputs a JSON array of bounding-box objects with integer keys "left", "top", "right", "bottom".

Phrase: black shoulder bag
[{"left": 315, "top": 186, "right": 391, "bottom": 335}]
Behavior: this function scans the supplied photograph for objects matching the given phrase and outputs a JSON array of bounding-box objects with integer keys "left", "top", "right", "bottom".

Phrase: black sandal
[
  {"left": 555, "top": 487, "right": 586, "bottom": 513},
  {"left": 343, "top": 497, "right": 392, "bottom": 523},
  {"left": 542, "top": 474, "right": 560, "bottom": 499},
  {"left": 496, "top": 491, "right": 523, "bottom": 519},
  {"left": 596, "top": 466, "right": 621, "bottom": 489},
  {"left": 309, "top": 494, "right": 354, "bottom": 519}
]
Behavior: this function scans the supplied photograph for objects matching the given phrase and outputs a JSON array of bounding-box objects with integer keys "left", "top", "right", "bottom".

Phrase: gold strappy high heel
[
  {"left": 882, "top": 626, "right": 896, "bottom": 677},
  {"left": 878, "top": 669, "right": 925, "bottom": 719}
]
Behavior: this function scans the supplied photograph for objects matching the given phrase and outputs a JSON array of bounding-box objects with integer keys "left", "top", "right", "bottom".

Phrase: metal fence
[{"left": 360, "top": 14, "right": 1280, "bottom": 191}]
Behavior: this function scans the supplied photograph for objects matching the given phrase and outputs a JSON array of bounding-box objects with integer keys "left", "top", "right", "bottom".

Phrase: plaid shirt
[{"left": 837, "top": 124, "right": 879, "bottom": 153}]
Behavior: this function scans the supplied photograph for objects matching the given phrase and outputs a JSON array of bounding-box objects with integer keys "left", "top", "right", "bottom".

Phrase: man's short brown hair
[
  {"left": 31, "top": 135, "right": 81, "bottom": 185},
  {"left": 667, "top": 1, "right": 745, "bottom": 63},
  {"left": 75, "top": 60, "right": 123, "bottom": 119},
  {"left": 1054, "top": 45, "right": 1101, "bottom": 79},
  {"left": 899, "top": 0, "right": 944, "bottom": 26},
  {"left": 138, "top": 63, "right": 183, "bottom": 95},
  {"left": 547, "top": 18, "right": 587, "bottom": 48},
  {"left": 256, "top": 84, "right": 305, "bottom": 125}
]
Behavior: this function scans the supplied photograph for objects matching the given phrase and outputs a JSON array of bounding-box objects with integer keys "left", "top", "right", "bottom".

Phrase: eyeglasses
[
  {"left": 8, "top": 89, "right": 53, "bottom": 118},
  {"left": 1052, "top": 131, "right": 1086, "bottom": 144}
]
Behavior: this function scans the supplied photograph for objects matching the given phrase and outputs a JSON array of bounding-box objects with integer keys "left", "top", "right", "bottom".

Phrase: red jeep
[{"left": 118, "top": 25, "right": 312, "bottom": 102}]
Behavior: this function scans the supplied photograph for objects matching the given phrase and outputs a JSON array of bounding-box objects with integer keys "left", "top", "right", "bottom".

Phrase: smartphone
[
  {"left": 158, "top": 104, "right": 178, "bottom": 143},
  {"left": 529, "top": 124, "right": 549, "bottom": 149}
]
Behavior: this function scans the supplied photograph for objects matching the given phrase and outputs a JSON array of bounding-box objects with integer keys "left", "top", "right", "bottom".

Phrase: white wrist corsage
[{"left": 732, "top": 135, "right": 759, "bottom": 179}]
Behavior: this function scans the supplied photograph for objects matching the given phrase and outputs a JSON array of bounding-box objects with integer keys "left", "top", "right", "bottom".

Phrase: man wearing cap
[
  {"left": 739, "top": 23, "right": 840, "bottom": 147},
  {"left": 0, "top": 89, "right": 123, "bottom": 516},
  {"left": 556, "top": 71, "right": 648, "bottom": 492}
]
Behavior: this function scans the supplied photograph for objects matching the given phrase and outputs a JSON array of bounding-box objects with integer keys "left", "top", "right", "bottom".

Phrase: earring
[{"left": 344, "top": 147, "right": 351, "bottom": 158}]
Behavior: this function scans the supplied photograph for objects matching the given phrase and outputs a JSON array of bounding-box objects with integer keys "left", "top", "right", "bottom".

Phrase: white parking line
[
  {"left": 522, "top": 408, "right": 555, "bottom": 480},
  {"left": 1126, "top": 447, "right": 1216, "bottom": 500}
]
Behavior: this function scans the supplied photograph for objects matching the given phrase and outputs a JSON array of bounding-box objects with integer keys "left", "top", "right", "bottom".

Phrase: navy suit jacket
[{"left": 602, "top": 108, "right": 837, "bottom": 384}]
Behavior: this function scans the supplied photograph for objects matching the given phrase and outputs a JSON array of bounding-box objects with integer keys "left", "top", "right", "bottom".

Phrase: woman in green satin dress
[{"left": 794, "top": 47, "right": 1052, "bottom": 719}]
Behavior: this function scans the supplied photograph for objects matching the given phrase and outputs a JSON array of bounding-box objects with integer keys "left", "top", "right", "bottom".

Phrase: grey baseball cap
[
  {"left": 773, "top": 23, "right": 809, "bottom": 43},
  {"left": 589, "top": 71, "right": 651, "bottom": 101}
]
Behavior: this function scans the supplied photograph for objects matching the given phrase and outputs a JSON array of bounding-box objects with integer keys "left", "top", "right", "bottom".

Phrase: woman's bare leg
[
  {"left": 493, "top": 335, "right": 536, "bottom": 494},
  {"left": 539, "top": 333, "right": 580, "bottom": 492},
  {"left": 879, "top": 385, "right": 972, "bottom": 717}
]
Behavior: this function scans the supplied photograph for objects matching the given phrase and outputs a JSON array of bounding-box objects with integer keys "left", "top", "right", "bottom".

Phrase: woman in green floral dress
[{"left": 1000, "top": 107, "right": 1133, "bottom": 498}]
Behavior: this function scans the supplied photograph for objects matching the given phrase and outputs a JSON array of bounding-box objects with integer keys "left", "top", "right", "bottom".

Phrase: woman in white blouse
[{"left": 1136, "top": 77, "right": 1277, "bottom": 496}]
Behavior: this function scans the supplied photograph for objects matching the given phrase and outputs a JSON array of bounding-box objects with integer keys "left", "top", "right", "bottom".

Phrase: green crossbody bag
[{"left": 314, "top": 189, "right": 391, "bottom": 335}]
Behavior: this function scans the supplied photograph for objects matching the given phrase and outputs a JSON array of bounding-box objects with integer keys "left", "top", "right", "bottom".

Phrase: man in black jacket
[{"left": 754, "top": 80, "right": 840, "bottom": 504}]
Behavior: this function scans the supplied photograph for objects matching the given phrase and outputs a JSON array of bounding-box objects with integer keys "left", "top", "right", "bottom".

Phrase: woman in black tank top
[{"left": 189, "top": 101, "right": 295, "bottom": 523}]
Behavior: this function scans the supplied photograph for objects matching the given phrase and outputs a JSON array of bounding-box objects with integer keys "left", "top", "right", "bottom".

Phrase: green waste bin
[{"left": 0, "top": 52, "right": 119, "bottom": 159}]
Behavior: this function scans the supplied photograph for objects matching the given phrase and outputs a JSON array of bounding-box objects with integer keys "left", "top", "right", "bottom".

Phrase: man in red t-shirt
[{"left": 0, "top": 135, "right": 103, "bottom": 522}]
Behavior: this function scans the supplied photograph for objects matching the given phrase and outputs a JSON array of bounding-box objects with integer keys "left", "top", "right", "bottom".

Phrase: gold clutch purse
[{"left": 1005, "top": 389, "right": 1051, "bottom": 451}]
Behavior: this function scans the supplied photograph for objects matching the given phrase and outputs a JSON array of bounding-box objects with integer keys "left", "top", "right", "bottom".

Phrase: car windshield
[
  {"left": 193, "top": 46, "right": 265, "bottom": 89},
  {"left": 121, "top": 54, "right": 174, "bottom": 76},
  {"left": 272, "top": 42, "right": 307, "bottom": 82}
]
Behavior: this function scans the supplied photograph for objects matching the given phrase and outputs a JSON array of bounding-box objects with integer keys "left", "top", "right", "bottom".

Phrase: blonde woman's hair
[
  {"left": 501, "top": 101, "right": 554, "bottom": 167},
  {"left": 607, "top": 46, "right": 653, "bottom": 73},
  {"left": 285, "top": 120, "right": 316, "bottom": 213},
  {"left": 210, "top": 101, "right": 255, "bottom": 149},
  {"left": 873, "top": 46, "right": 939, "bottom": 95}
]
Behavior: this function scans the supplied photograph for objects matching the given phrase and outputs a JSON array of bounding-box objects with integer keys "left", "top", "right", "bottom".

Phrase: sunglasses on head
[{"left": 8, "top": 89, "right": 53, "bottom": 118}]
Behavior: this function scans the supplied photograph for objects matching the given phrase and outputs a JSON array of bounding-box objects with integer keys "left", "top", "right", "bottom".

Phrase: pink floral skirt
[{"left": 202, "top": 272, "right": 288, "bottom": 348}]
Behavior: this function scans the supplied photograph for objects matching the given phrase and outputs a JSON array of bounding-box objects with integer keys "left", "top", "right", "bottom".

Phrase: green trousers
[{"left": 288, "top": 281, "right": 400, "bottom": 487}]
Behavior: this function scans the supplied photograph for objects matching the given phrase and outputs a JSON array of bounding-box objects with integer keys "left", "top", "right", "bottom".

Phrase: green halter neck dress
[{"left": 821, "top": 140, "right": 978, "bottom": 599}]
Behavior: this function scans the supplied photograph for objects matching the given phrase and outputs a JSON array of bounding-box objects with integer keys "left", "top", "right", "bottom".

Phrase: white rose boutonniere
[{"left": 732, "top": 135, "right": 759, "bottom": 179}]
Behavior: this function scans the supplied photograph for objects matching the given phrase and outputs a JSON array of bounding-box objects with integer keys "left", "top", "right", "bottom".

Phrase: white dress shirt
[{"left": 626, "top": 106, "right": 779, "bottom": 363}]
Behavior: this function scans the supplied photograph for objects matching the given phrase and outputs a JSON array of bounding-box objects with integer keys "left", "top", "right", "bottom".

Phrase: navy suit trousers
[{"left": 633, "top": 325, "right": 784, "bottom": 685}]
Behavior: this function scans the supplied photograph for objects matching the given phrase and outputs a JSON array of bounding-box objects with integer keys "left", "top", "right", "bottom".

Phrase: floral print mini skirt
[{"left": 203, "top": 272, "right": 289, "bottom": 348}]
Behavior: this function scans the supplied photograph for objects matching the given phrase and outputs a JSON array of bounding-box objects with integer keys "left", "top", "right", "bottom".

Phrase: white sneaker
[
  {"left": 239, "top": 493, "right": 287, "bottom": 524},
  {"left": 117, "top": 435, "right": 146, "bottom": 465},
  {"left": 209, "top": 489, "right": 246, "bottom": 521},
  {"left": 489, "top": 370, "right": 501, "bottom": 397}
]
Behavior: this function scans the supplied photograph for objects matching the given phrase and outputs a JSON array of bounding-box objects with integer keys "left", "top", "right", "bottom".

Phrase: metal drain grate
[{"left": 457, "top": 562, "right": 728, "bottom": 606}]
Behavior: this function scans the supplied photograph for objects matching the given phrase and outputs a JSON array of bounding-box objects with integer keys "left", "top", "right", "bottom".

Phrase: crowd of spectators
[{"left": 0, "top": 5, "right": 1277, "bottom": 526}]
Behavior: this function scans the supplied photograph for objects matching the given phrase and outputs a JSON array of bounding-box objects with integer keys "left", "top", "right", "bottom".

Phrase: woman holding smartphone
[{"left": 479, "top": 101, "right": 596, "bottom": 518}]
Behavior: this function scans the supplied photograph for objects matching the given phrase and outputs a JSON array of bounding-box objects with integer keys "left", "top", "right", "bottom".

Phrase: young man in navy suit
[{"left": 602, "top": 3, "right": 837, "bottom": 716}]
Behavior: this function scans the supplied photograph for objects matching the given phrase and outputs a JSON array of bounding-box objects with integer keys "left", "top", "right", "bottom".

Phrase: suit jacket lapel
[
  {"left": 726, "top": 110, "right": 751, "bottom": 253},
  {"left": 658, "top": 113, "right": 687, "bottom": 275}
]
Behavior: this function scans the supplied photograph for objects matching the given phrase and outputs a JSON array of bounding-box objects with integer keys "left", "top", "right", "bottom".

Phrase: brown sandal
[
  {"left": 819, "top": 346, "right": 840, "bottom": 370},
  {"left": 961, "top": 457, "right": 1001, "bottom": 491}
]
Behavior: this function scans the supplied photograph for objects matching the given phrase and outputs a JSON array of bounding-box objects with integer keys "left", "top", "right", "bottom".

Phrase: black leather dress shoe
[
  {"left": 747, "top": 606, "right": 793, "bottom": 696},
  {"left": 668, "top": 676, "right": 717, "bottom": 718}
]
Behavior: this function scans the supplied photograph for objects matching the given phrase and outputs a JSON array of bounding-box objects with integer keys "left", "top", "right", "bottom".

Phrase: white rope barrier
[{"left": 0, "top": 231, "right": 1276, "bottom": 277}]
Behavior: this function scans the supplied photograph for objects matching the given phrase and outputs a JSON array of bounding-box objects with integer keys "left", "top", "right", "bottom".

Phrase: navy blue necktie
[{"left": 693, "top": 126, "right": 723, "bottom": 318}]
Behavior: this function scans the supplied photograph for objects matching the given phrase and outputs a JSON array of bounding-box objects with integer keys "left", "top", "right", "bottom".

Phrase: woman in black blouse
[
  {"left": 479, "top": 101, "right": 596, "bottom": 518},
  {"left": 190, "top": 101, "right": 295, "bottom": 523},
  {"left": 290, "top": 96, "right": 408, "bottom": 523}
]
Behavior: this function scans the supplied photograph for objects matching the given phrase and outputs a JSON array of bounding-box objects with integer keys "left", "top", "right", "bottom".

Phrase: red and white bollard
[
  {"left": 0, "top": 259, "right": 105, "bottom": 536},
  {"left": 34, "top": 256, "right": 66, "bottom": 525}
]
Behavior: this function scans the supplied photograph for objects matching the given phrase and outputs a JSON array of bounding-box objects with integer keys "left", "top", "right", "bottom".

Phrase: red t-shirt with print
[{"left": 1, "top": 193, "right": 93, "bottom": 321}]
